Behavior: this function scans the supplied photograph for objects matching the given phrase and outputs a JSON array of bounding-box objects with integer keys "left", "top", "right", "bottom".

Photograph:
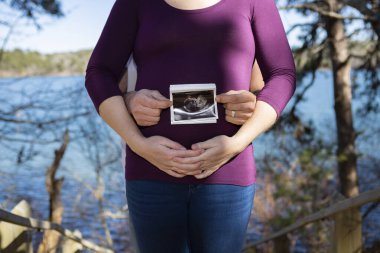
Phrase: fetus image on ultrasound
[
  {"left": 183, "top": 95, "right": 208, "bottom": 112},
  {"left": 172, "top": 90, "right": 217, "bottom": 122}
]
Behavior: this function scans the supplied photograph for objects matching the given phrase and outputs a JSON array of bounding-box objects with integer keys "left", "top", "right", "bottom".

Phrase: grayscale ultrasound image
[{"left": 172, "top": 90, "right": 216, "bottom": 121}]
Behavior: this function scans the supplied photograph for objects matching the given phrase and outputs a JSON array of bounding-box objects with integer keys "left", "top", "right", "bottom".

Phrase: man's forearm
[
  {"left": 250, "top": 60, "right": 265, "bottom": 92},
  {"left": 118, "top": 68, "right": 129, "bottom": 94}
]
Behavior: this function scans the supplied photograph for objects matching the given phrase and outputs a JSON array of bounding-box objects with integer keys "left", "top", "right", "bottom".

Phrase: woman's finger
[
  {"left": 194, "top": 168, "right": 214, "bottom": 179},
  {"left": 191, "top": 136, "right": 228, "bottom": 151},
  {"left": 173, "top": 148, "right": 215, "bottom": 164},
  {"left": 165, "top": 169, "right": 186, "bottom": 178},
  {"left": 157, "top": 137, "right": 186, "bottom": 150},
  {"left": 195, "top": 158, "right": 229, "bottom": 179},
  {"left": 173, "top": 155, "right": 203, "bottom": 164},
  {"left": 170, "top": 161, "right": 202, "bottom": 172},
  {"left": 169, "top": 149, "right": 204, "bottom": 160},
  {"left": 173, "top": 168, "right": 203, "bottom": 176}
]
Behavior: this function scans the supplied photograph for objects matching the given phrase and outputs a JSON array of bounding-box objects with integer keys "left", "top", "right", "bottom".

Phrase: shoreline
[{"left": 0, "top": 71, "right": 85, "bottom": 78}]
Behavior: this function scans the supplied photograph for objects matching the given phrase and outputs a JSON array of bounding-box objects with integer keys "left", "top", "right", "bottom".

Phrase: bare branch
[
  {"left": 343, "top": 0, "right": 377, "bottom": 19},
  {"left": 280, "top": 4, "right": 376, "bottom": 21},
  {"left": 286, "top": 22, "right": 317, "bottom": 36},
  {"left": 0, "top": 133, "right": 62, "bottom": 144},
  {"left": 0, "top": 112, "right": 90, "bottom": 125},
  {"left": 0, "top": 14, "right": 23, "bottom": 62}
]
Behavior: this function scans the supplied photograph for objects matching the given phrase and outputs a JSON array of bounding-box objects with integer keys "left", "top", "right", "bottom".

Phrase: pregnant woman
[{"left": 84, "top": 0, "right": 296, "bottom": 252}]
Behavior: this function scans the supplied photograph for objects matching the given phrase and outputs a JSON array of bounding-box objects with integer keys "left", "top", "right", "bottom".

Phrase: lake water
[{"left": 0, "top": 71, "right": 379, "bottom": 252}]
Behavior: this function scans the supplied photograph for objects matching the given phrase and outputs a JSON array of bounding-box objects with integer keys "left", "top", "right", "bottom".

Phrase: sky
[
  {"left": 2, "top": 0, "right": 115, "bottom": 53},
  {"left": 1, "top": 0, "right": 302, "bottom": 54}
]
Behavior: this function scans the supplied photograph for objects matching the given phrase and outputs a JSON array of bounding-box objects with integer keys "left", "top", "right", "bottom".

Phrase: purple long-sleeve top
[{"left": 85, "top": 0, "right": 296, "bottom": 186}]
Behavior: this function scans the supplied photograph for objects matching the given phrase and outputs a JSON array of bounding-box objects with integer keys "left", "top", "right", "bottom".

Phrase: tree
[
  {"left": 0, "top": 0, "right": 63, "bottom": 61},
  {"left": 0, "top": 0, "right": 63, "bottom": 25},
  {"left": 38, "top": 130, "right": 69, "bottom": 253},
  {"left": 278, "top": 0, "right": 379, "bottom": 250}
]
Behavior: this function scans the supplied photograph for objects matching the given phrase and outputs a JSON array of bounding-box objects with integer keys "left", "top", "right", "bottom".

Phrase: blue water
[{"left": 0, "top": 71, "right": 379, "bottom": 252}]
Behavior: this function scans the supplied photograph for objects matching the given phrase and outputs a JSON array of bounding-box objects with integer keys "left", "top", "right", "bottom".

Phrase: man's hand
[
  {"left": 216, "top": 90, "right": 257, "bottom": 125},
  {"left": 124, "top": 89, "right": 171, "bottom": 126}
]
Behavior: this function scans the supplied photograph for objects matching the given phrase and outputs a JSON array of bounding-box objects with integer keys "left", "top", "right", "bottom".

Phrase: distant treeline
[
  {"left": 0, "top": 49, "right": 92, "bottom": 77},
  {"left": 0, "top": 40, "right": 376, "bottom": 77}
]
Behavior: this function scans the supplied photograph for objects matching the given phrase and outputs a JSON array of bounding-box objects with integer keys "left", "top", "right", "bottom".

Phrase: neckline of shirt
[{"left": 161, "top": 0, "right": 226, "bottom": 14}]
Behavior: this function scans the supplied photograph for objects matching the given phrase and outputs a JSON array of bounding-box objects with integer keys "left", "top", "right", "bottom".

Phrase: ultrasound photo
[{"left": 170, "top": 84, "right": 218, "bottom": 124}]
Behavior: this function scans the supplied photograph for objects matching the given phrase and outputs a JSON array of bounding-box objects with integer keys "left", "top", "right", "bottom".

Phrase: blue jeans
[{"left": 125, "top": 180, "right": 256, "bottom": 253}]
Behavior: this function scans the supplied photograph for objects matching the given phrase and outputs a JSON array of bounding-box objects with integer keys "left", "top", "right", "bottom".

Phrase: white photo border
[{"left": 170, "top": 83, "right": 218, "bottom": 125}]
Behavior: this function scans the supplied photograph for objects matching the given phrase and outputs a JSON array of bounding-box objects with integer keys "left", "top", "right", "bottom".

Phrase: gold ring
[{"left": 231, "top": 110, "right": 236, "bottom": 118}]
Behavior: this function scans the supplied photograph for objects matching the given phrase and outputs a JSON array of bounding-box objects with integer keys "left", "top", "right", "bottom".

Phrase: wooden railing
[
  {"left": 3, "top": 188, "right": 380, "bottom": 253},
  {"left": 244, "top": 186, "right": 380, "bottom": 253},
  {"left": 0, "top": 200, "right": 113, "bottom": 253}
]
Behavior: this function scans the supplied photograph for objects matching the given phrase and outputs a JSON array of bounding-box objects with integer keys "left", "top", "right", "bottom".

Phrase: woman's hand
[
  {"left": 124, "top": 89, "right": 171, "bottom": 126},
  {"left": 172, "top": 135, "right": 245, "bottom": 179},
  {"left": 136, "top": 136, "right": 204, "bottom": 178},
  {"left": 216, "top": 90, "right": 257, "bottom": 125}
]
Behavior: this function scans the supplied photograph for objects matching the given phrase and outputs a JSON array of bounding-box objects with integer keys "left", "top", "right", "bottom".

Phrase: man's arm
[
  {"left": 250, "top": 59, "right": 265, "bottom": 93},
  {"left": 118, "top": 67, "right": 129, "bottom": 96},
  {"left": 118, "top": 64, "right": 172, "bottom": 126},
  {"left": 216, "top": 60, "right": 265, "bottom": 125}
]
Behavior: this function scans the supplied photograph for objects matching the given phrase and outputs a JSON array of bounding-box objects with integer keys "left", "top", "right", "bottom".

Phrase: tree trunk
[
  {"left": 325, "top": 0, "right": 359, "bottom": 199},
  {"left": 325, "top": 0, "right": 362, "bottom": 251},
  {"left": 38, "top": 130, "right": 69, "bottom": 253},
  {"left": 273, "top": 235, "right": 290, "bottom": 253},
  {"left": 95, "top": 172, "right": 114, "bottom": 248}
]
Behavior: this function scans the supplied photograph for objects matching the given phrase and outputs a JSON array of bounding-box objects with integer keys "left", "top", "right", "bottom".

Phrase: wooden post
[
  {"left": 273, "top": 234, "right": 290, "bottom": 253},
  {"left": 61, "top": 230, "right": 83, "bottom": 253},
  {"left": 0, "top": 200, "right": 33, "bottom": 253},
  {"left": 38, "top": 130, "right": 69, "bottom": 253},
  {"left": 0, "top": 207, "right": 113, "bottom": 253},
  {"left": 244, "top": 188, "right": 380, "bottom": 252},
  {"left": 242, "top": 245, "right": 257, "bottom": 253},
  {"left": 333, "top": 208, "right": 362, "bottom": 253}
]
